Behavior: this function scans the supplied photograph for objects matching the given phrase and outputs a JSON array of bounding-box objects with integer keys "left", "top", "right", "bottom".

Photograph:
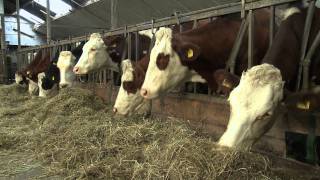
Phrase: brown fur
[
  {"left": 162, "top": 9, "right": 271, "bottom": 91},
  {"left": 214, "top": 69, "right": 240, "bottom": 96},
  {"left": 263, "top": 8, "right": 320, "bottom": 91}
]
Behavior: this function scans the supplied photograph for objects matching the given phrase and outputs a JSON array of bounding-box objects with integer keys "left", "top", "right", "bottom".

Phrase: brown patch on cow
[
  {"left": 123, "top": 55, "right": 150, "bottom": 94},
  {"left": 156, "top": 53, "right": 170, "bottom": 70}
]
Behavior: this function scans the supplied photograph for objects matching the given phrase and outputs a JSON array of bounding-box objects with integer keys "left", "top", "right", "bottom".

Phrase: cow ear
[{"left": 179, "top": 43, "right": 200, "bottom": 62}]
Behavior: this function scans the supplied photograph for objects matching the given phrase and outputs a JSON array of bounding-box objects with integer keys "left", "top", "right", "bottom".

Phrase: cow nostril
[
  {"left": 60, "top": 84, "right": 68, "bottom": 88},
  {"left": 141, "top": 88, "right": 148, "bottom": 97},
  {"left": 113, "top": 108, "right": 117, "bottom": 114},
  {"left": 73, "top": 67, "right": 79, "bottom": 73}
]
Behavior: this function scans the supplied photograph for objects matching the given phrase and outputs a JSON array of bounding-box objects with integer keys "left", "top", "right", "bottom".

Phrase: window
[{"left": 33, "top": 0, "right": 73, "bottom": 18}]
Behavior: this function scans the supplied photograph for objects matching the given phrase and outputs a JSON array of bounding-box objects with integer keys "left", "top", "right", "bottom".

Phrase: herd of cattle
[{"left": 14, "top": 4, "right": 320, "bottom": 150}]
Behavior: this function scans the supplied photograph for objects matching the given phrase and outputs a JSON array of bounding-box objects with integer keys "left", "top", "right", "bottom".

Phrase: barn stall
[{"left": 0, "top": 0, "right": 320, "bottom": 179}]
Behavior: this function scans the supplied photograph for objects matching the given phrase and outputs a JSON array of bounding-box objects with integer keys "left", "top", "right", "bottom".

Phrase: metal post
[
  {"left": 127, "top": 32, "right": 132, "bottom": 59},
  {"left": 46, "top": 0, "right": 51, "bottom": 44},
  {"left": 110, "top": 0, "right": 118, "bottom": 29},
  {"left": 248, "top": 10, "right": 254, "bottom": 68},
  {"left": 135, "top": 31, "right": 139, "bottom": 61},
  {"left": 296, "top": 1, "right": 316, "bottom": 91},
  {"left": 269, "top": 6, "right": 275, "bottom": 48},
  {"left": 16, "top": 0, "right": 21, "bottom": 50}
]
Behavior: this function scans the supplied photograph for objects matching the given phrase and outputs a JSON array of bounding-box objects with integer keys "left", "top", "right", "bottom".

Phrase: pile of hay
[{"left": 0, "top": 84, "right": 318, "bottom": 179}]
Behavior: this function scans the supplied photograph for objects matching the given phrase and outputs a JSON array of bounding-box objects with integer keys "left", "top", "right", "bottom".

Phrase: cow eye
[{"left": 91, "top": 48, "right": 96, "bottom": 51}]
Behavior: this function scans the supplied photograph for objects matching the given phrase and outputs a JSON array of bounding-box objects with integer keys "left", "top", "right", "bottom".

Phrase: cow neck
[
  {"left": 133, "top": 55, "right": 149, "bottom": 89},
  {"left": 263, "top": 8, "right": 320, "bottom": 91},
  {"left": 172, "top": 19, "right": 241, "bottom": 90}
]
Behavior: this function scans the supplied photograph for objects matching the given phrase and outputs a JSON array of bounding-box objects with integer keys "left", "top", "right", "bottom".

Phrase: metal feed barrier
[{"left": 14, "top": 0, "right": 320, "bottom": 162}]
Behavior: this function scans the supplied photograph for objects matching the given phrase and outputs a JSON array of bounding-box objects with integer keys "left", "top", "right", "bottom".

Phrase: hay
[{"left": 0, "top": 84, "right": 319, "bottom": 179}]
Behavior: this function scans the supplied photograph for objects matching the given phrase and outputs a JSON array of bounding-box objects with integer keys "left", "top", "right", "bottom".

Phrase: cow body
[
  {"left": 219, "top": 6, "right": 320, "bottom": 150},
  {"left": 141, "top": 9, "right": 270, "bottom": 99}
]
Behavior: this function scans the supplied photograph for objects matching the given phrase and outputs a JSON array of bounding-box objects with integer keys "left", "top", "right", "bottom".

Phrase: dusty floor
[{"left": 0, "top": 84, "right": 319, "bottom": 180}]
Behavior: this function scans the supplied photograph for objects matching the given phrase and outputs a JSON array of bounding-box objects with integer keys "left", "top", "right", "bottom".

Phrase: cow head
[
  {"left": 218, "top": 64, "right": 284, "bottom": 150},
  {"left": 41, "top": 62, "right": 60, "bottom": 90},
  {"left": 74, "top": 33, "right": 116, "bottom": 74},
  {"left": 141, "top": 27, "right": 201, "bottom": 99},
  {"left": 15, "top": 72, "right": 25, "bottom": 85},
  {"left": 38, "top": 72, "right": 58, "bottom": 97},
  {"left": 57, "top": 51, "right": 76, "bottom": 88},
  {"left": 113, "top": 59, "right": 149, "bottom": 116}
]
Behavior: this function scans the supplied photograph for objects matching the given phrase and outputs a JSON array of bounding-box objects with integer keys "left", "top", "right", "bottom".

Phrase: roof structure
[{"left": 35, "top": 0, "right": 240, "bottom": 40}]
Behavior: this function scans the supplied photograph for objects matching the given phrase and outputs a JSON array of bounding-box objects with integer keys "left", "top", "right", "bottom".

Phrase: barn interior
[{"left": 0, "top": 0, "right": 319, "bottom": 179}]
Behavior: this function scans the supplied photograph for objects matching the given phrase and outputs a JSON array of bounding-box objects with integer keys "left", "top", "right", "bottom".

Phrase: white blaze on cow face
[
  {"left": 141, "top": 27, "right": 199, "bottom": 99},
  {"left": 113, "top": 59, "right": 149, "bottom": 116},
  {"left": 15, "top": 73, "right": 23, "bottom": 84},
  {"left": 57, "top": 51, "right": 76, "bottom": 88},
  {"left": 74, "top": 33, "right": 117, "bottom": 74},
  {"left": 218, "top": 64, "right": 284, "bottom": 150},
  {"left": 37, "top": 72, "right": 57, "bottom": 97},
  {"left": 27, "top": 78, "right": 39, "bottom": 96}
]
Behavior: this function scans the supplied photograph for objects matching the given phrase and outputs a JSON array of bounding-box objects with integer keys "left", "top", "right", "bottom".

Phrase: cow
[
  {"left": 38, "top": 49, "right": 61, "bottom": 97},
  {"left": 113, "top": 22, "right": 209, "bottom": 115},
  {"left": 15, "top": 49, "right": 51, "bottom": 95},
  {"left": 73, "top": 32, "right": 151, "bottom": 75},
  {"left": 140, "top": 9, "right": 271, "bottom": 99},
  {"left": 15, "top": 50, "right": 43, "bottom": 85},
  {"left": 213, "top": 69, "right": 240, "bottom": 96},
  {"left": 218, "top": 5, "right": 320, "bottom": 150},
  {"left": 40, "top": 42, "right": 85, "bottom": 92}
]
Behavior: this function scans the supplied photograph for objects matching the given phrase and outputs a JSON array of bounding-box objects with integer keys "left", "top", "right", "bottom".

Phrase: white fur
[
  {"left": 74, "top": 33, "right": 118, "bottom": 74},
  {"left": 37, "top": 72, "right": 58, "bottom": 97},
  {"left": 282, "top": 7, "right": 301, "bottom": 20},
  {"left": 57, "top": 51, "right": 76, "bottom": 88},
  {"left": 218, "top": 64, "right": 284, "bottom": 150},
  {"left": 113, "top": 59, "right": 150, "bottom": 115},
  {"left": 138, "top": 28, "right": 157, "bottom": 39},
  {"left": 27, "top": 78, "right": 39, "bottom": 96},
  {"left": 114, "top": 59, "right": 206, "bottom": 115},
  {"left": 141, "top": 27, "right": 200, "bottom": 99},
  {"left": 15, "top": 73, "right": 23, "bottom": 84}
]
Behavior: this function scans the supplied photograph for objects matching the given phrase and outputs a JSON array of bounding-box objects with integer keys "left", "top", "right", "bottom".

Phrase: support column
[{"left": 46, "top": 0, "right": 51, "bottom": 44}]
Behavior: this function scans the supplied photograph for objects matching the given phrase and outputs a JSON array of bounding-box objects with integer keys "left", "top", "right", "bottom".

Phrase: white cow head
[
  {"left": 74, "top": 33, "right": 117, "bottom": 74},
  {"left": 113, "top": 59, "right": 149, "bottom": 116},
  {"left": 218, "top": 64, "right": 284, "bottom": 150},
  {"left": 38, "top": 72, "right": 58, "bottom": 97},
  {"left": 27, "top": 78, "right": 39, "bottom": 96},
  {"left": 15, "top": 73, "right": 24, "bottom": 85},
  {"left": 141, "top": 27, "right": 201, "bottom": 99},
  {"left": 57, "top": 51, "right": 76, "bottom": 88}
]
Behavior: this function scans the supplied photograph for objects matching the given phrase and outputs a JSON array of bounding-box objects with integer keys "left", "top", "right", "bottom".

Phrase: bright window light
[
  {"left": 33, "top": 0, "right": 73, "bottom": 18},
  {"left": 19, "top": 9, "right": 45, "bottom": 24}
]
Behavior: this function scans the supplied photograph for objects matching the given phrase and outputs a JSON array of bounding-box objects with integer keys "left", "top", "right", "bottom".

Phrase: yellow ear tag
[
  {"left": 52, "top": 76, "right": 55, "bottom": 81},
  {"left": 27, "top": 71, "right": 30, "bottom": 75},
  {"left": 187, "top": 49, "right": 193, "bottom": 59},
  {"left": 296, "top": 100, "right": 310, "bottom": 110},
  {"left": 222, "top": 79, "right": 232, "bottom": 88},
  {"left": 53, "top": 62, "right": 57, "bottom": 65}
]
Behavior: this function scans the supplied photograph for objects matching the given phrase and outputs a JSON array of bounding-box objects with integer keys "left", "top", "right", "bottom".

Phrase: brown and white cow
[
  {"left": 219, "top": 6, "right": 320, "bottom": 150},
  {"left": 113, "top": 22, "right": 209, "bottom": 115},
  {"left": 15, "top": 49, "right": 52, "bottom": 95},
  {"left": 73, "top": 32, "right": 151, "bottom": 75},
  {"left": 140, "top": 9, "right": 270, "bottom": 99}
]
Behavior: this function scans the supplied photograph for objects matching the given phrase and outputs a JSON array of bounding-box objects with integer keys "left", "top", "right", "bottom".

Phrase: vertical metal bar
[
  {"left": 0, "top": 13, "right": 6, "bottom": 83},
  {"left": 248, "top": 10, "right": 254, "bottom": 68},
  {"left": 110, "top": 0, "right": 118, "bottom": 29},
  {"left": 46, "top": 0, "right": 51, "bottom": 44},
  {"left": 135, "top": 31, "right": 139, "bottom": 61},
  {"left": 296, "top": 1, "right": 316, "bottom": 91},
  {"left": 16, "top": 0, "right": 21, "bottom": 50},
  {"left": 269, "top": 6, "right": 275, "bottom": 48},
  {"left": 127, "top": 32, "right": 132, "bottom": 59}
]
